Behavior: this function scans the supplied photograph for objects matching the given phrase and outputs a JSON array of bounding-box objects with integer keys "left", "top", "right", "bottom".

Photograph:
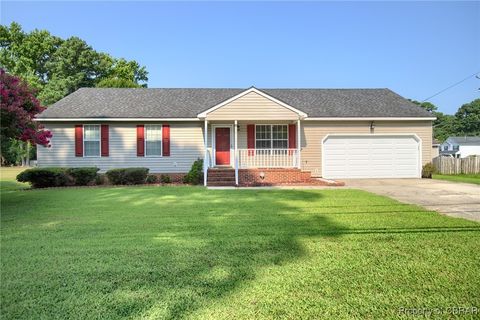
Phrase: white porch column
[
  {"left": 203, "top": 119, "right": 208, "bottom": 186},
  {"left": 234, "top": 120, "right": 238, "bottom": 186},
  {"left": 297, "top": 119, "right": 301, "bottom": 169}
]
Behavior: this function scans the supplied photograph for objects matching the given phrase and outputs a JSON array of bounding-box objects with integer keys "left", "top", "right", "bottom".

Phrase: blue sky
[{"left": 1, "top": 1, "right": 479, "bottom": 114}]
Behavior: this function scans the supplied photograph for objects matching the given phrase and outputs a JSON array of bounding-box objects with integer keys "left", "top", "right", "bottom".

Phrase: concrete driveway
[{"left": 344, "top": 179, "right": 480, "bottom": 222}]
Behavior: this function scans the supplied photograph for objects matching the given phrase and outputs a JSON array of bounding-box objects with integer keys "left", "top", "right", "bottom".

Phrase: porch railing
[{"left": 238, "top": 149, "right": 298, "bottom": 168}]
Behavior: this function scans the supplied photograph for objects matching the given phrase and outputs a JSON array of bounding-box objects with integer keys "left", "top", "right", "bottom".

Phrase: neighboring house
[
  {"left": 440, "top": 136, "right": 480, "bottom": 158},
  {"left": 36, "top": 87, "right": 435, "bottom": 186}
]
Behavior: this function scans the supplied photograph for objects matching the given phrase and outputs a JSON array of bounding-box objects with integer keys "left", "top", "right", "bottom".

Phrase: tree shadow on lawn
[
  {"left": 2, "top": 187, "right": 479, "bottom": 319},
  {"left": 84, "top": 188, "right": 340, "bottom": 319}
]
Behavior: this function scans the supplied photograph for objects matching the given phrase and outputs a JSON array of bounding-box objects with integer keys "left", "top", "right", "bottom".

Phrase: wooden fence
[{"left": 432, "top": 155, "right": 480, "bottom": 174}]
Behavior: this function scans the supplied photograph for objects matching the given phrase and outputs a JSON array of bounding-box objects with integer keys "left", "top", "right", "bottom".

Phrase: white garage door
[{"left": 323, "top": 135, "right": 420, "bottom": 179}]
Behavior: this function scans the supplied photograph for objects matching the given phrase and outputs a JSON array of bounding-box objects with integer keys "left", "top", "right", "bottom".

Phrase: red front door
[{"left": 215, "top": 128, "right": 230, "bottom": 165}]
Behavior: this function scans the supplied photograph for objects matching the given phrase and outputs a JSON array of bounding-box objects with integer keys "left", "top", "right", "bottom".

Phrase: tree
[
  {"left": 0, "top": 69, "right": 51, "bottom": 150},
  {"left": 410, "top": 99, "right": 452, "bottom": 141},
  {"left": 409, "top": 99, "right": 438, "bottom": 113},
  {"left": 0, "top": 22, "right": 148, "bottom": 105},
  {"left": 96, "top": 77, "right": 141, "bottom": 88},
  {"left": 455, "top": 99, "right": 480, "bottom": 136},
  {"left": 433, "top": 113, "right": 457, "bottom": 142}
]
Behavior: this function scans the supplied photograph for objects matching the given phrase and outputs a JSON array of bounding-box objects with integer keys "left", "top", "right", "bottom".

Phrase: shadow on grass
[
  {"left": 1, "top": 187, "right": 345, "bottom": 319},
  {"left": 2, "top": 186, "right": 478, "bottom": 319},
  {"left": 88, "top": 188, "right": 337, "bottom": 319}
]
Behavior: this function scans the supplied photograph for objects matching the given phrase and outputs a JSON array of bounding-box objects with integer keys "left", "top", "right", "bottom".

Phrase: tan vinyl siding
[
  {"left": 206, "top": 91, "right": 299, "bottom": 120},
  {"left": 37, "top": 122, "right": 204, "bottom": 173},
  {"left": 301, "top": 121, "right": 433, "bottom": 177}
]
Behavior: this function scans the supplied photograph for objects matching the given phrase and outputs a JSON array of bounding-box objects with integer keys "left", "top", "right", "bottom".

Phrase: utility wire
[{"left": 422, "top": 71, "right": 480, "bottom": 102}]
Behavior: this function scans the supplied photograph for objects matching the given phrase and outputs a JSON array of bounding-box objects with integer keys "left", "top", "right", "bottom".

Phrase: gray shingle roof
[
  {"left": 448, "top": 136, "right": 480, "bottom": 146},
  {"left": 37, "top": 87, "right": 434, "bottom": 119}
]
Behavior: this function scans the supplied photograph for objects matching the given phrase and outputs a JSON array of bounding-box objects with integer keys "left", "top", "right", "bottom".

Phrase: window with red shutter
[
  {"left": 247, "top": 124, "right": 255, "bottom": 156},
  {"left": 101, "top": 125, "right": 109, "bottom": 157},
  {"left": 288, "top": 124, "right": 296, "bottom": 155},
  {"left": 137, "top": 125, "right": 145, "bottom": 156},
  {"left": 162, "top": 124, "right": 170, "bottom": 156},
  {"left": 75, "top": 125, "right": 83, "bottom": 157}
]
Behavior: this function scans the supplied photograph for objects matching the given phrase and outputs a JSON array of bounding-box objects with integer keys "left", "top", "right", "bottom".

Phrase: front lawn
[
  {"left": 1, "top": 169, "right": 479, "bottom": 319},
  {"left": 433, "top": 173, "right": 480, "bottom": 185}
]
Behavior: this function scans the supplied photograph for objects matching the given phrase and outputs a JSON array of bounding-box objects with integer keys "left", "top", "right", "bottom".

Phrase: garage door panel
[{"left": 323, "top": 135, "right": 420, "bottom": 179}]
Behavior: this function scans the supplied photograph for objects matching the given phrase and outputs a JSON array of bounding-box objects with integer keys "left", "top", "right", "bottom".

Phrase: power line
[{"left": 422, "top": 71, "right": 480, "bottom": 102}]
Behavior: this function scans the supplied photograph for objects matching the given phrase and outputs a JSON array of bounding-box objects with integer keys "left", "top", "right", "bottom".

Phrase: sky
[{"left": 1, "top": 1, "right": 479, "bottom": 115}]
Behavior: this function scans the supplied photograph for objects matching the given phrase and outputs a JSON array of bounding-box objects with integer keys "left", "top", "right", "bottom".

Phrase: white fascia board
[
  {"left": 197, "top": 87, "right": 308, "bottom": 118},
  {"left": 305, "top": 117, "right": 436, "bottom": 121},
  {"left": 35, "top": 118, "right": 200, "bottom": 122}
]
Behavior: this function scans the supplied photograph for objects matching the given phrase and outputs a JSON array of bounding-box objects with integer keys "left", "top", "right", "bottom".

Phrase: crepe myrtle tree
[{"left": 0, "top": 69, "right": 51, "bottom": 155}]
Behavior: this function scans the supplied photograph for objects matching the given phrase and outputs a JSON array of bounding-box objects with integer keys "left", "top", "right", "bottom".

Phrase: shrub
[
  {"left": 160, "top": 174, "right": 171, "bottom": 184},
  {"left": 105, "top": 167, "right": 149, "bottom": 185},
  {"left": 66, "top": 167, "right": 99, "bottom": 186},
  {"left": 422, "top": 162, "right": 435, "bottom": 178},
  {"left": 146, "top": 174, "right": 158, "bottom": 184},
  {"left": 124, "top": 168, "right": 149, "bottom": 185},
  {"left": 105, "top": 168, "right": 125, "bottom": 185},
  {"left": 183, "top": 159, "right": 203, "bottom": 185},
  {"left": 16, "top": 167, "right": 69, "bottom": 188}
]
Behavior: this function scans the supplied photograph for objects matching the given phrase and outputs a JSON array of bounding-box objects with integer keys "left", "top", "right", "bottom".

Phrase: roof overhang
[
  {"left": 197, "top": 87, "right": 308, "bottom": 119},
  {"left": 304, "top": 117, "right": 436, "bottom": 121},
  {"left": 35, "top": 118, "right": 200, "bottom": 122}
]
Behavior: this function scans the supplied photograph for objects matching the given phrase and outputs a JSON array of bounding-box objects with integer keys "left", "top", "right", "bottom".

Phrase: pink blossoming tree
[{"left": 0, "top": 69, "right": 51, "bottom": 149}]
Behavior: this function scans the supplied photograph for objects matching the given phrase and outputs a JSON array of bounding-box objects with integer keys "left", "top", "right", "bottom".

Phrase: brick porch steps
[{"left": 207, "top": 168, "right": 236, "bottom": 186}]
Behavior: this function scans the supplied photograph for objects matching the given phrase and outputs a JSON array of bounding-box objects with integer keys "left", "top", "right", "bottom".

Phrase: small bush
[
  {"left": 422, "top": 162, "right": 435, "bottom": 178},
  {"left": 66, "top": 167, "right": 99, "bottom": 186},
  {"left": 105, "top": 168, "right": 125, "bottom": 185},
  {"left": 146, "top": 174, "right": 158, "bottom": 184},
  {"left": 160, "top": 174, "right": 171, "bottom": 184},
  {"left": 183, "top": 159, "right": 203, "bottom": 185},
  {"left": 124, "top": 168, "right": 149, "bottom": 185},
  {"left": 105, "top": 167, "right": 149, "bottom": 185},
  {"left": 16, "top": 168, "right": 69, "bottom": 188}
]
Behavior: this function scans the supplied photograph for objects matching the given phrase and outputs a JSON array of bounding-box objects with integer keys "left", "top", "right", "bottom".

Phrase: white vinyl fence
[{"left": 432, "top": 155, "right": 480, "bottom": 174}]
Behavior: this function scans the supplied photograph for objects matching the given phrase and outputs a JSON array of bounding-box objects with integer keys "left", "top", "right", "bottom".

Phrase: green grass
[
  {"left": 1, "top": 168, "right": 479, "bottom": 319},
  {"left": 433, "top": 173, "right": 480, "bottom": 185},
  {"left": 0, "top": 166, "right": 29, "bottom": 191}
]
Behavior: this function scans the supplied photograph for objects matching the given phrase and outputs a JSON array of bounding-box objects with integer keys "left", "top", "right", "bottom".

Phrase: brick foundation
[{"left": 239, "top": 168, "right": 313, "bottom": 186}]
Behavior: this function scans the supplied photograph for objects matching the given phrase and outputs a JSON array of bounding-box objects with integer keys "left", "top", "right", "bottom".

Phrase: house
[
  {"left": 440, "top": 136, "right": 480, "bottom": 158},
  {"left": 36, "top": 87, "right": 435, "bottom": 186}
]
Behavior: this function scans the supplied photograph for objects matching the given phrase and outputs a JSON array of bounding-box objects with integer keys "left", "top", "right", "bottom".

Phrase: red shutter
[
  {"left": 288, "top": 124, "right": 296, "bottom": 155},
  {"left": 247, "top": 124, "right": 255, "bottom": 156},
  {"left": 137, "top": 125, "right": 145, "bottom": 156},
  {"left": 162, "top": 124, "right": 170, "bottom": 156},
  {"left": 101, "top": 125, "right": 109, "bottom": 157},
  {"left": 75, "top": 125, "right": 83, "bottom": 157}
]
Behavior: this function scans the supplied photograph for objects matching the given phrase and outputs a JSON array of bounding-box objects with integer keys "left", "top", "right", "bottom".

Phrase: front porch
[
  {"left": 203, "top": 120, "right": 303, "bottom": 186},
  {"left": 197, "top": 87, "right": 310, "bottom": 186}
]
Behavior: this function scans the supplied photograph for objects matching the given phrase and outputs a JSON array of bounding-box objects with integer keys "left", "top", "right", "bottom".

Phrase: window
[
  {"left": 255, "top": 125, "right": 288, "bottom": 149},
  {"left": 145, "top": 125, "right": 162, "bottom": 156},
  {"left": 453, "top": 145, "right": 459, "bottom": 151},
  {"left": 84, "top": 125, "right": 100, "bottom": 157}
]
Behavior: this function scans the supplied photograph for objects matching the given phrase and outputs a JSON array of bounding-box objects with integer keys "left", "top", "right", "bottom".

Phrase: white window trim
[
  {"left": 83, "top": 124, "right": 101, "bottom": 157},
  {"left": 255, "top": 124, "right": 289, "bottom": 150},
  {"left": 144, "top": 124, "right": 163, "bottom": 157}
]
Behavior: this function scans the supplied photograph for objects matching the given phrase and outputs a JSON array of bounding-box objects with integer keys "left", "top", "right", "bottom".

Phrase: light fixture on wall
[
  {"left": 370, "top": 121, "right": 375, "bottom": 130},
  {"left": 259, "top": 171, "right": 265, "bottom": 180}
]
